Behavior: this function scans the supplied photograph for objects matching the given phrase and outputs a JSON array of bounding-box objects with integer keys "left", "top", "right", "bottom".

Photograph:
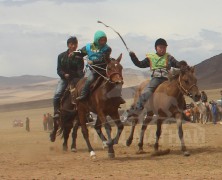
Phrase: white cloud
[
  {"left": 0, "top": 0, "right": 222, "bottom": 77},
  {"left": 0, "top": 0, "right": 107, "bottom": 6}
]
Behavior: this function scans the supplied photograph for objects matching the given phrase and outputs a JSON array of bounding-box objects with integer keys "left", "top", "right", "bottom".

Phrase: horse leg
[
  {"left": 109, "top": 112, "right": 124, "bottom": 145},
  {"left": 78, "top": 110, "right": 95, "bottom": 158},
  {"left": 97, "top": 112, "right": 115, "bottom": 158},
  {"left": 104, "top": 121, "right": 115, "bottom": 158},
  {"left": 94, "top": 117, "right": 108, "bottom": 149},
  {"left": 126, "top": 117, "right": 139, "bottom": 146},
  {"left": 71, "top": 119, "right": 79, "bottom": 152},
  {"left": 137, "top": 114, "right": 152, "bottom": 153},
  {"left": 176, "top": 113, "right": 190, "bottom": 156},
  {"left": 154, "top": 119, "right": 162, "bottom": 152},
  {"left": 62, "top": 122, "right": 72, "bottom": 151},
  {"left": 50, "top": 118, "right": 59, "bottom": 142}
]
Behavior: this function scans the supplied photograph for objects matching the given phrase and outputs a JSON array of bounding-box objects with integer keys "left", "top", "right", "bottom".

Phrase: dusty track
[{"left": 0, "top": 107, "right": 222, "bottom": 179}]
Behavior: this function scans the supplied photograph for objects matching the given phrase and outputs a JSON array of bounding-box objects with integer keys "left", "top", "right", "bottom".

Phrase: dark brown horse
[
  {"left": 62, "top": 54, "right": 124, "bottom": 158},
  {"left": 50, "top": 80, "right": 80, "bottom": 152},
  {"left": 126, "top": 66, "right": 201, "bottom": 156}
]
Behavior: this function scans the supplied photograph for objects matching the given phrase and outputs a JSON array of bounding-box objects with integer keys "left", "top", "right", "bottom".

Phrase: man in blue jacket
[{"left": 76, "top": 30, "right": 125, "bottom": 104}]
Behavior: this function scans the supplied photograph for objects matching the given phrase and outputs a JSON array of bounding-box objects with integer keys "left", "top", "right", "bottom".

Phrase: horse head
[
  {"left": 105, "top": 53, "right": 123, "bottom": 84},
  {"left": 178, "top": 65, "right": 201, "bottom": 102}
]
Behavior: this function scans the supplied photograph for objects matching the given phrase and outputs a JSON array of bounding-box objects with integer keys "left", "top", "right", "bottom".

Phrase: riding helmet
[{"left": 155, "top": 38, "right": 168, "bottom": 48}]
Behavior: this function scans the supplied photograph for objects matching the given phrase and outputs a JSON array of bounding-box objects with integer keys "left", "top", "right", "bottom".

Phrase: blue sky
[{"left": 0, "top": 0, "right": 222, "bottom": 77}]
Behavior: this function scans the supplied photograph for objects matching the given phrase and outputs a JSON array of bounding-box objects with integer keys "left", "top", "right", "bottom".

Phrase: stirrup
[
  {"left": 76, "top": 95, "right": 87, "bottom": 101},
  {"left": 53, "top": 113, "right": 60, "bottom": 119},
  {"left": 119, "top": 98, "right": 126, "bottom": 104}
]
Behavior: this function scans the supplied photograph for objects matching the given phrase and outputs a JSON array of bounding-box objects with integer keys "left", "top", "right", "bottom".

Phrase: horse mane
[
  {"left": 168, "top": 60, "right": 190, "bottom": 81},
  {"left": 168, "top": 68, "right": 180, "bottom": 81}
]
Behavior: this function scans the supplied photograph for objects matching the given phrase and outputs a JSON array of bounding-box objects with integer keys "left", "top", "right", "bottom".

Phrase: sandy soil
[{"left": 1, "top": 107, "right": 222, "bottom": 180}]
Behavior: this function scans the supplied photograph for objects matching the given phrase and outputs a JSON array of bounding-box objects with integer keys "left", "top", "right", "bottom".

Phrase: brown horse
[
  {"left": 126, "top": 66, "right": 201, "bottom": 156},
  {"left": 50, "top": 80, "right": 80, "bottom": 152},
  {"left": 71, "top": 54, "right": 124, "bottom": 158},
  {"left": 52, "top": 81, "right": 113, "bottom": 152}
]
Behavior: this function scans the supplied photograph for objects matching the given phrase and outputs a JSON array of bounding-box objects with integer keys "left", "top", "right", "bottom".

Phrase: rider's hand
[
  {"left": 87, "top": 60, "right": 93, "bottom": 65},
  {"left": 129, "top": 51, "right": 136, "bottom": 57},
  {"left": 64, "top": 74, "right": 70, "bottom": 79}
]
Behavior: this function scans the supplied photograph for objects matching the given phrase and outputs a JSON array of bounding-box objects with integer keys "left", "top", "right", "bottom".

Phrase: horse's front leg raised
[
  {"left": 50, "top": 117, "right": 60, "bottom": 142},
  {"left": 176, "top": 113, "right": 190, "bottom": 156}
]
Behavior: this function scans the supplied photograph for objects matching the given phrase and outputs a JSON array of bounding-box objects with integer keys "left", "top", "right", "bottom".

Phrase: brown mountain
[
  {"left": 0, "top": 75, "right": 56, "bottom": 89},
  {"left": 195, "top": 53, "right": 222, "bottom": 89}
]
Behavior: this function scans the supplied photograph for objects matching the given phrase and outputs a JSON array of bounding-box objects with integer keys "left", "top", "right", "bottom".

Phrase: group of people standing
[{"left": 43, "top": 113, "right": 53, "bottom": 131}]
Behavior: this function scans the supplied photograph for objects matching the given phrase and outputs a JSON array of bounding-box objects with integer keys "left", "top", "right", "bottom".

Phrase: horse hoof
[
  {"left": 50, "top": 134, "right": 56, "bottom": 142},
  {"left": 71, "top": 148, "right": 77, "bottom": 152},
  {"left": 151, "top": 149, "right": 170, "bottom": 156},
  {"left": 63, "top": 146, "right": 68, "bottom": 151},
  {"left": 90, "top": 151, "right": 96, "bottom": 159},
  {"left": 126, "top": 139, "right": 132, "bottom": 147},
  {"left": 102, "top": 141, "right": 108, "bottom": 149},
  {"left": 136, "top": 149, "right": 145, "bottom": 154},
  {"left": 183, "top": 151, "right": 190, "bottom": 156},
  {"left": 108, "top": 153, "right": 115, "bottom": 158}
]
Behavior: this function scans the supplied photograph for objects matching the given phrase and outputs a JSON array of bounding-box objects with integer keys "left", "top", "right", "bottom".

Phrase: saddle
[{"left": 68, "top": 76, "right": 105, "bottom": 104}]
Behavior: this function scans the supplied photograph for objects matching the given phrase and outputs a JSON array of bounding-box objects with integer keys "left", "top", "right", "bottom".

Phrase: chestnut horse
[
  {"left": 63, "top": 54, "right": 124, "bottom": 158},
  {"left": 126, "top": 66, "right": 201, "bottom": 156}
]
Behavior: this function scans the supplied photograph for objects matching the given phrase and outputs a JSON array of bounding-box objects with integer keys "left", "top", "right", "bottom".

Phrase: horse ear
[
  {"left": 191, "top": 66, "right": 195, "bottom": 73},
  {"left": 116, "top": 53, "right": 122, "bottom": 62}
]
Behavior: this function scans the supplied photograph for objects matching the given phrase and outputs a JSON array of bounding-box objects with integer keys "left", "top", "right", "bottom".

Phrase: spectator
[
  {"left": 210, "top": 100, "right": 217, "bottom": 125},
  {"left": 26, "top": 117, "right": 30, "bottom": 132},
  {"left": 47, "top": 113, "right": 54, "bottom": 131},
  {"left": 43, "top": 114, "right": 47, "bottom": 131},
  {"left": 201, "top": 91, "right": 208, "bottom": 104}
]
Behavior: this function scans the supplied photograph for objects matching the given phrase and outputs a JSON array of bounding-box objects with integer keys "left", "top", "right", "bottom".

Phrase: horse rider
[
  {"left": 76, "top": 30, "right": 125, "bottom": 104},
  {"left": 126, "top": 38, "right": 187, "bottom": 119},
  {"left": 53, "top": 36, "right": 85, "bottom": 119}
]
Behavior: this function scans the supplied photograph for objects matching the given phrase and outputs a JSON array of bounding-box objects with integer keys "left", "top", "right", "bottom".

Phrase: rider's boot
[{"left": 76, "top": 82, "right": 90, "bottom": 101}]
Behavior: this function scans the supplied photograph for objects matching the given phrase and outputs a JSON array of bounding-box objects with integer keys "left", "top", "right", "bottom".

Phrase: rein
[
  {"left": 87, "top": 64, "right": 109, "bottom": 81},
  {"left": 87, "top": 63, "right": 122, "bottom": 84}
]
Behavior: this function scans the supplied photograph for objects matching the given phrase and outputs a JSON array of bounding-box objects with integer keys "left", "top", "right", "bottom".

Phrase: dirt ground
[{"left": 1, "top": 107, "right": 222, "bottom": 180}]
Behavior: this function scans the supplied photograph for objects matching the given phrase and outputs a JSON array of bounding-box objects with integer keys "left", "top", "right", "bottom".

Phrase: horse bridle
[
  {"left": 178, "top": 75, "right": 197, "bottom": 98},
  {"left": 88, "top": 63, "right": 123, "bottom": 84},
  {"left": 106, "top": 66, "right": 123, "bottom": 80}
]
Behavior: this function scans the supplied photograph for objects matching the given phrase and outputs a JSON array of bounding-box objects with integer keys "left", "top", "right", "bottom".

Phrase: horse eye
[{"left": 185, "top": 80, "right": 189, "bottom": 84}]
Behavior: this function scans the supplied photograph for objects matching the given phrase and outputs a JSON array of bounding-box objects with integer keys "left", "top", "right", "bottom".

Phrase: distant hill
[
  {"left": 2, "top": 54, "right": 222, "bottom": 109},
  {"left": 0, "top": 69, "right": 147, "bottom": 106},
  {"left": 0, "top": 69, "right": 149, "bottom": 89},
  {"left": 195, "top": 53, "right": 222, "bottom": 89},
  {"left": 0, "top": 75, "right": 57, "bottom": 88}
]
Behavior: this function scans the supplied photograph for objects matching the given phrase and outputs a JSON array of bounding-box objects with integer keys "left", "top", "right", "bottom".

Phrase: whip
[{"left": 97, "top": 20, "right": 130, "bottom": 52}]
